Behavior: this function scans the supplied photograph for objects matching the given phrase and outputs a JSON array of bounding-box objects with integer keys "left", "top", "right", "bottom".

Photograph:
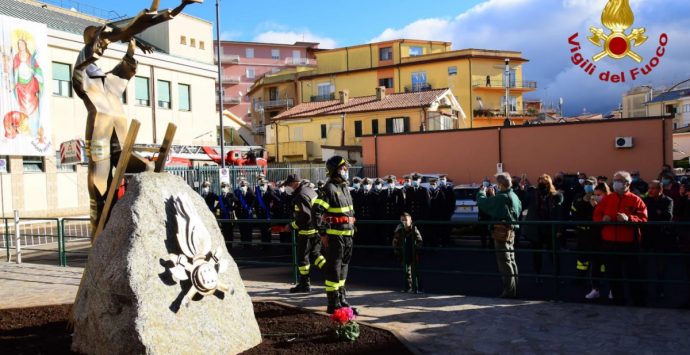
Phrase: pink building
[{"left": 214, "top": 41, "right": 319, "bottom": 125}]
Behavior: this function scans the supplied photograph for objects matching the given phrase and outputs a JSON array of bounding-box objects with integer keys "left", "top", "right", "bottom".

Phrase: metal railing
[
  {"left": 254, "top": 98, "right": 294, "bottom": 111},
  {"left": 404, "top": 84, "right": 433, "bottom": 93},
  {"left": 219, "top": 96, "right": 242, "bottom": 105},
  {"left": 310, "top": 93, "right": 335, "bottom": 102},
  {"left": 8, "top": 216, "right": 689, "bottom": 306},
  {"left": 218, "top": 75, "right": 241, "bottom": 84},
  {"left": 472, "top": 80, "right": 538, "bottom": 89},
  {"left": 284, "top": 57, "right": 316, "bottom": 66}
]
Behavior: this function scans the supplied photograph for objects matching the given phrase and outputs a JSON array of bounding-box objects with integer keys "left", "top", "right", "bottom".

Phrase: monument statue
[{"left": 72, "top": 0, "right": 202, "bottom": 236}]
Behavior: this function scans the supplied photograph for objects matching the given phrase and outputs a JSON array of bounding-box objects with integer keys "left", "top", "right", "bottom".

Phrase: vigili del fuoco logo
[{"left": 567, "top": 0, "right": 668, "bottom": 83}]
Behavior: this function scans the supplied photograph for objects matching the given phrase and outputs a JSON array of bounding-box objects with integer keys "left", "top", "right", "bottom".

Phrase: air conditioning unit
[{"left": 615, "top": 136, "right": 633, "bottom": 149}]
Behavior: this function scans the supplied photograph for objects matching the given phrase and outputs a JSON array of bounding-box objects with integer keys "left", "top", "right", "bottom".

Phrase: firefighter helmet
[{"left": 326, "top": 155, "right": 349, "bottom": 177}]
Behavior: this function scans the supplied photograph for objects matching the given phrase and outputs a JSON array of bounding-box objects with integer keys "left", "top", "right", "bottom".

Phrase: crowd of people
[
  {"left": 478, "top": 165, "right": 690, "bottom": 307},
  {"left": 197, "top": 162, "right": 690, "bottom": 309}
]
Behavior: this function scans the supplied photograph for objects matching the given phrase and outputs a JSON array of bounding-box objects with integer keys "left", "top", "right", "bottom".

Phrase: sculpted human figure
[{"left": 72, "top": 0, "right": 202, "bottom": 234}]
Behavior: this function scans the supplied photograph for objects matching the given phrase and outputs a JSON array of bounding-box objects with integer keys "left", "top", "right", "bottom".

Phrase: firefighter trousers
[
  {"left": 296, "top": 234, "right": 326, "bottom": 276},
  {"left": 324, "top": 234, "right": 353, "bottom": 292}
]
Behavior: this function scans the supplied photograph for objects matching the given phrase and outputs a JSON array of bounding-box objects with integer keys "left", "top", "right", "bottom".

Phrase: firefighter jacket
[
  {"left": 313, "top": 179, "right": 355, "bottom": 237},
  {"left": 290, "top": 183, "right": 319, "bottom": 236},
  {"left": 593, "top": 191, "right": 648, "bottom": 243}
]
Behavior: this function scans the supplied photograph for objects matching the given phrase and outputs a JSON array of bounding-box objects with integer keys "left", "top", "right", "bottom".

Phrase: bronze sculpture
[{"left": 72, "top": 0, "right": 202, "bottom": 237}]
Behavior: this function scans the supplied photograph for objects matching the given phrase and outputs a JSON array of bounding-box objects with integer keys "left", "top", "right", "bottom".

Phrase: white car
[{"left": 451, "top": 184, "right": 480, "bottom": 223}]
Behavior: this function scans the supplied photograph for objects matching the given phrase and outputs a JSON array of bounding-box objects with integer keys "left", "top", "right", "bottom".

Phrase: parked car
[{"left": 451, "top": 184, "right": 480, "bottom": 223}]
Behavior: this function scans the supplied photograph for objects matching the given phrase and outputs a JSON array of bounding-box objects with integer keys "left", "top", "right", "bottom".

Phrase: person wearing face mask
[
  {"left": 281, "top": 174, "right": 326, "bottom": 293},
  {"left": 477, "top": 177, "right": 494, "bottom": 249},
  {"left": 659, "top": 172, "right": 681, "bottom": 218},
  {"left": 571, "top": 177, "right": 598, "bottom": 286},
  {"left": 200, "top": 180, "right": 219, "bottom": 212},
  {"left": 233, "top": 179, "right": 256, "bottom": 248},
  {"left": 524, "top": 174, "right": 564, "bottom": 283},
  {"left": 630, "top": 171, "right": 649, "bottom": 196},
  {"left": 593, "top": 171, "right": 648, "bottom": 306},
  {"left": 404, "top": 173, "right": 431, "bottom": 236},
  {"left": 427, "top": 178, "right": 448, "bottom": 247},
  {"left": 350, "top": 176, "right": 362, "bottom": 193},
  {"left": 392, "top": 212, "right": 423, "bottom": 292},
  {"left": 274, "top": 180, "right": 294, "bottom": 246},
  {"left": 476, "top": 172, "right": 522, "bottom": 298},
  {"left": 379, "top": 175, "right": 405, "bottom": 244},
  {"left": 253, "top": 178, "right": 280, "bottom": 249},
  {"left": 642, "top": 180, "right": 674, "bottom": 301},
  {"left": 354, "top": 178, "right": 376, "bottom": 245},
  {"left": 218, "top": 182, "right": 237, "bottom": 248},
  {"left": 439, "top": 174, "right": 456, "bottom": 245},
  {"left": 582, "top": 182, "right": 611, "bottom": 300},
  {"left": 312, "top": 156, "right": 357, "bottom": 314}
]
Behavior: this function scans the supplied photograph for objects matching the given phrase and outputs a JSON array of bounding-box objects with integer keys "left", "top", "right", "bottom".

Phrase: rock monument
[{"left": 71, "top": 173, "right": 261, "bottom": 354}]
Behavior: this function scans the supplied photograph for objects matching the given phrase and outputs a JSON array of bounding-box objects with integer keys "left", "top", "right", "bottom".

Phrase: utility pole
[{"left": 215, "top": 0, "right": 225, "bottom": 168}]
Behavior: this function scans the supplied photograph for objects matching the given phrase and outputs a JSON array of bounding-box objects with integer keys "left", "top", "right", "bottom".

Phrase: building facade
[
  {"left": 622, "top": 84, "right": 690, "bottom": 130},
  {"left": 214, "top": 40, "right": 319, "bottom": 126},
  {"left": 0, "top": 0, "right": 218, "bottom": 217}
]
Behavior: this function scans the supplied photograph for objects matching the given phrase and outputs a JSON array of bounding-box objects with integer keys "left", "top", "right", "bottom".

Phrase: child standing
[{"left": 392, "top": 212, "right": 423, "bottom": 292}]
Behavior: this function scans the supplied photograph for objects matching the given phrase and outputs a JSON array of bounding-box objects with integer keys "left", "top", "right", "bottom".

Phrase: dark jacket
[
  {"left": 392, "top": 223, "right": 423, "bottom": 259},
  {"left": 642, "top": 194, "right": 674, "bottom": 248},
  {"left": 630, "top": 179, "right": 649, "bottom": 196},
  {"left": 313, "top": 178, "right": 355, "bottom": 236},
  {"left": 404, "top": 186, "right": 431, "bottom": 220},
  {"left": 234, "top": 188, "right": 256, "bottom": 219},
  {"left": 429, "top": 187, "right": 448, "bottom": 221},
  {"left": 254, "top": 186, "right": 279, "bottom": 219},
  {"left": 524, "top": 189, "right": 564, "bottom": 240},
  {"left": 290, "top": 183, "right": 319, "bottom": 236},
  {"left": 379, "top": 187, "right": 405, "bottom": 220},
  {"left": 218, "top": 191, "right": 236, "bottom": 219}
]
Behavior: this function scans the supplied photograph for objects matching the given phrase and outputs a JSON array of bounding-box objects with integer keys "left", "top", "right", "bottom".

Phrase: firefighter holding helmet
[{"left": 313, "top": 156, "right": 358, "bottom": 314}]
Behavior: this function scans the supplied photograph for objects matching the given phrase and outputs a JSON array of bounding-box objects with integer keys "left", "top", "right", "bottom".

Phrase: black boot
[
  {"left": 339, "top": 287, "right": 359, "bottom": 315},
  {"left": 326, "top": 291, "right": 342, "bottom": 314},
  {"left": 289, "top": 276, "right": 311, "bottom": 293}
]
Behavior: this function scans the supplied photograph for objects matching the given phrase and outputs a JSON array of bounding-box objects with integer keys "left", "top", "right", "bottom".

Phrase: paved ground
[{"left": 3, "top": 262, "right": 690, "bottom": 354}]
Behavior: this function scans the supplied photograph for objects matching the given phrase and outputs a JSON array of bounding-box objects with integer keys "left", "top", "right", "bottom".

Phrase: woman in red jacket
[{"left": 593, "top": 171, "right": 648, "bottom": 306}]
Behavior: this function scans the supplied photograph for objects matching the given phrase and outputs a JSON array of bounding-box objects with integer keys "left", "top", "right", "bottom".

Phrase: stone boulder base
[{"left": 72, "top": 172, "right": 261, "bottom": 355}]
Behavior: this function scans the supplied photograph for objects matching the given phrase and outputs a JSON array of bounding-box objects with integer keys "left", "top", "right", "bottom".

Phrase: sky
[{"left": 67, "top": 0, "right": 690, "bottom": 116}]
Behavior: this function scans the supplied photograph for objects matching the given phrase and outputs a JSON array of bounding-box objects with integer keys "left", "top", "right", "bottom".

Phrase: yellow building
[{"left": 268, "top": 88, "right": 464, "bottom": 162}]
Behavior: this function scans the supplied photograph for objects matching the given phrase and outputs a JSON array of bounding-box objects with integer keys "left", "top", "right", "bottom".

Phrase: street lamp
[
  {"left": 215, "top": 0, "right": 225, "bottom": 168},
  {"left": 504, "top": 58, "right": 511, "bottom": 125}
]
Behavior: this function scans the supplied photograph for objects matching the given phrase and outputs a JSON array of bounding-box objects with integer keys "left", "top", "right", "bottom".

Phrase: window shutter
[
  {"left": 386, "top": 118, "right": 393, "bottom": 134},
  {"left": 354, "top": 121, "right": 362, "bottom": 137},
  {"left": 403, "top": 117, "right": 410, "bottom": 132}
]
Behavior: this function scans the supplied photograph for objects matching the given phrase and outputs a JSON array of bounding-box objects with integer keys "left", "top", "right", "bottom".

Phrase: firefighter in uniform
[
  {"left": 380, "top": 176, "right": 405, "bottom": 243},
  {"left": 404, "top": 172, "right": 431, "bottom": 238},
  {"left": 282, "top": 174, "right": 326, "bottom": 293},
  {"left": 313, "top": 156, "right": 357, "bottom": 314}
]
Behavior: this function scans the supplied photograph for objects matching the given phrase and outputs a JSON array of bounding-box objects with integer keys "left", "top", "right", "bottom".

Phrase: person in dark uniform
[
  {"left": 283, "top": 174, "right": 326, "bottom": 293},
  {"left": 274, "top": 180, "right": 294, "bottom": 245},
  {"left": 643, "top": 180, "right": 675, "bottom": 300},
  {"left": 316, "top": 180, "right": 326, "bottom": 194},
  {"left": 571, "top": 177, "right": 597, "bottom": 283},
  {"left": 439, "top": 174, "right": 456, "bottom": 246},
  {"left": 379, "top": 175, "right": 405, "bottom": 244},
  {"left": 233, "top": 179, "right": 255, "bottom": 247},
  {"left": 355, "top": 178, "right": 377, "bottom": 244},
  {"left": 630, "top": 170, "right": 649, "bottom": 196},
  {"left": 313, "top": 156, "right": 357, "bottom": 314},
  {"left": 218, "top": 182, "right": 237, "bottom": 247},
  {"left": 254, "top": 178, "right": 279, "bottom": 249},
  {"left": 350, "top": 176, "right": 362, "bottom": 193},
  {"left": 200, "top": 180, "right": 218, "bottom": 212},
  {"left": 404, "top": 172, "right": 431, "bottom": 239},
  {"left": 428, "top": 178, "right": 447, "bottom": 247}
]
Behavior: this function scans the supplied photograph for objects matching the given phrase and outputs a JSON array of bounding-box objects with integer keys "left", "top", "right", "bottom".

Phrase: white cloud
[
  {"left": 369, "top": 0, "right": 690, "bottom": 115},
  {"left": 253, "top": 30, "right": 337, "bottom": 49}
]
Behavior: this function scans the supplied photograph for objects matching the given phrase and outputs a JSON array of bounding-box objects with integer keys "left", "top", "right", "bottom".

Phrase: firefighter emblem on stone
[
  {"left": 588, "top": 0, "right": 647, "bottom": 62},
  {"left": 167, "top": 194, "right": 231, "bottom": 307}
]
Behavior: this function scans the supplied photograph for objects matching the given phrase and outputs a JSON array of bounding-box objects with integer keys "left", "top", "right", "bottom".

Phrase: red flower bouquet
[{"left": 330, "top": 307, "right": 360, "bottom": 341}]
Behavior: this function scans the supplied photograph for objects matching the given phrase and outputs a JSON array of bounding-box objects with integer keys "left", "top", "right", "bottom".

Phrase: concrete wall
[{"left": 362, "top": 117, "right": 673, "bottom": 184}]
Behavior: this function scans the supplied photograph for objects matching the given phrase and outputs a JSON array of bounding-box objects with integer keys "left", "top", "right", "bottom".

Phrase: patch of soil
[{"left": 0, "top": 303, "right": 410, "bottom": 355}]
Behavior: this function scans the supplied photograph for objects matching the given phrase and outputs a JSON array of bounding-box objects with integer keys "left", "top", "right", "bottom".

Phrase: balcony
[
  {"left": 311, "top": 93, "right": 336, "bottom": 102},
  {"left": 284, "top": 57, "right": 316, "bottom": 66},
  {"left": 472, "top": 80, "right": 537, "bottom": 90},
  {"left": 404, "top": 83, "right": 433, "bottom": 93},
  {"left": 216, "top": 75, "right": 240, "bottom": 84},
  {"left": 473, "top": 108, "right": 540, "bottom": 118},
  {"left": 217, "top": 96, "right": 242, "bottom": 105},
  {"left": 254, "top": 98, "right": 294, "bottom": 111},
  {"left": 254, "top": 124, "right": 265, "bottom": 134},
  {"left": 220, "top": 54, "right": 240, "bottom": 64}
]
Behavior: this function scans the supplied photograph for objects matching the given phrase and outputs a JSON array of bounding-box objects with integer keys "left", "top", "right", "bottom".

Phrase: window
[
  {"left": 180, "top": 35, "right": 186, "bottom": 45},
  {"left": 135, "top": 76, "right": 150, "bottom": 106},
  {"left": 190, "top": 38, "right": 196, "bottom": 48},
  {"left": 55, "top": 151, "right": 76, "bottom": 172},
  {"left": 245, "top": 48, "right": 254, "bottom": 58},
  {"left": 411, "top": 71, "right": 427, "bottom": 91},
  {"left": 371, "top": 119, "right": 379, "bottom": 135},
  {"left": 269, "top": 87, "right": 278, "bottom": 101},
  {"left": 317, "top": 82, "right": 333, "bottom": 97},
  {"left": 0, "top": 156, "right": 10, "bottom": 173},
  {"left": 428, "top": 112, "right": 452, "bottom": 131},
  {"left": 52, "top": 62, "right": 72, "bottom": 97},
  {"left": 23, "top": 156, "right": 44, "bottom": 173},
  {"left": 271, "top": 49, "right": 280, "bottom": 59},
  {"left": 379, "top": 47, "right": 393, "bottom": 61},
  {"left": 121, "top": 89, "right": 127, "bottom": 104},
  {"left": 354, "top": 121, "right": 362, "bottom": 137},
  {"left": 293, "top": 127, "right": 303, "bottom": 141},
  {"left": 199, "top": 41, "right": 205, "bottom": 50},
  {"left": 409, "top": 46, "right": 423, "bottom": 56},
  {"left": 385, "top": 117, "right": 409, "bottom": 134},
  {"left": 378, "top": 78, "right": 393, "bottom": 89},
  {"left": 321, "top": 124, "right": 327, "bottom": 139},
  {"left": 157, "top": 80, "right": 171, "bottom": 109},
  {"left": 178, "top": 84, "right": 191, "bottom": 111},
  {"left": 501, "top": 96, "right": 518, "bottom": 113},
  {"left": 684, "top": 104, "right": 690, "bottom": 113},
  {"left": 448, "top": 66, "right": 457, "bottom": 76},
  {"left": 246, "top": 68, "right": 255, "bottom": 79}
]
